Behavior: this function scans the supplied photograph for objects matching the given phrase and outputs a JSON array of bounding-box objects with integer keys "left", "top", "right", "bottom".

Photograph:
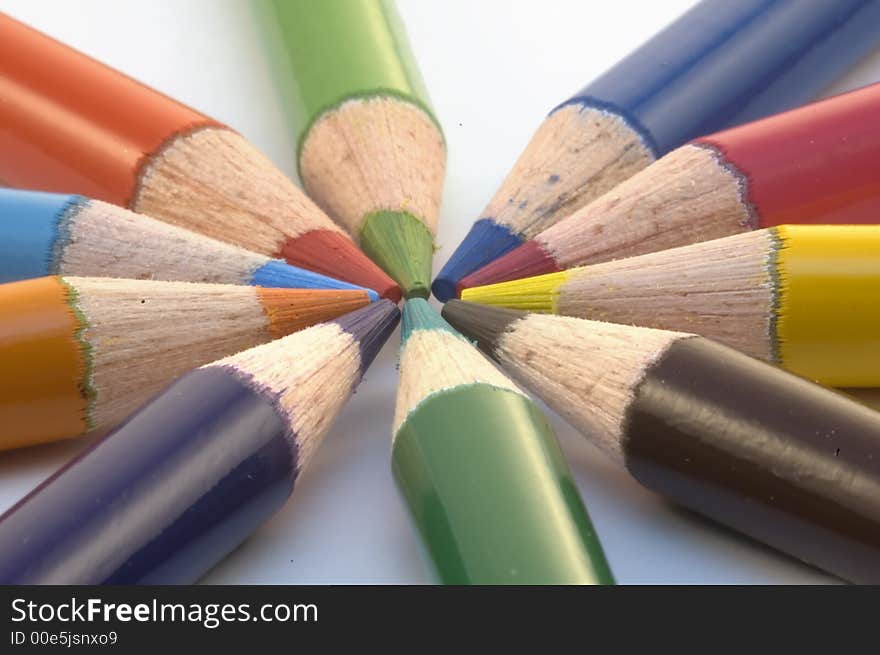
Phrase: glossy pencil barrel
[
  {"left": 697, "top": 84, "right": 880, "bottom": 227},
  {"left": 0, "top": 13, "right": 218, "bottom": 205},
  {"left": 393, "top": 385, "right": 613, "bottom": 585},
  {"left": 625, "top": 338, "right": 880, "bottom": 583},
  {"left": 575, "top": 0, "right": 880, "bottom": 154},
  {"left": 772, "top": 225, "right": 880, "bottom": 385},
  {"left": 265, "top": 0, "right": 431, "bottom": 141},
  {"left": 0, "top": 189, "right": 76, "bottom": 281},
  {"left": 0, "top": 368, "right": 295, "bottom": 584},
  {"left": 0, "top": 276, "right": 88, "bottom": 449}
]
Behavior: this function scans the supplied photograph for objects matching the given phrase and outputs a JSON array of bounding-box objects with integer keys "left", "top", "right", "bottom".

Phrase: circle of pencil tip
[
  {"left": 0, "top": 301, "right": 400, "bottom": 584},
  {"left": 0, "top": 14, "right": 399, "bottom": 301},
  {"left": 432, "top": 0, "right": 880, "bottom": 300},
  {"left": 461, "top": 225, "right": 880, "bottom": 387},
  {"left": 458, "top": 83, "right": 880, "bottom": 292},
  {"left": 0, "top": 188, "right": 378, "bottom": 300},
  {"left": 0, "top": 276, "right": 372, "bottom": 451},
  {"left": 441, "top": 300, "right": 880, "bottom": 583}
]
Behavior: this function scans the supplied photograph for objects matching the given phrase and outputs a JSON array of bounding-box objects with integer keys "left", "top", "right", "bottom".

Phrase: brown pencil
[{"left": 443, "top": 300, "right": 880, "bottom": 583}]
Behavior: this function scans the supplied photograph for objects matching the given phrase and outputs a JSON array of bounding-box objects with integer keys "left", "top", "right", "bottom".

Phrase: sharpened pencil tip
[
  {"left": 432, "top": 219, "right": 526, "bottom": 302},
  {"left": 441, "top": 300, "right": 526, "bottom": 356}
]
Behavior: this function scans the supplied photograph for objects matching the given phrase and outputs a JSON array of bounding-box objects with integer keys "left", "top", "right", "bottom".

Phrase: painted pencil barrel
[
  {"left": 0, "top": 367, "right": 295, "bottom": 584},
  {"left": 0, "top": 276, "right": 88, "bottom": 450},
  {"left": 0, "top": 14, "right": 219, "bottom": 206},
  {"left": 624, "top": 337, "right": 880, "bottom": 583},
  {"left": 776, "top": 225, "right": 880, "bottom": 386},
  {"left": 265, "top": 0, "right": 430, "bottom": 138},
  {"left": 698, "top": 83, "right": 880, "bottom": 228},
  {"left": 0, "top": 189, "right": 79, "bottom": 281},
  {"left": 393, "top": 385, "right": 613, "bottom": 585},
  {"left": 576, "top": 0, "right": 880, "bottom": 155}
]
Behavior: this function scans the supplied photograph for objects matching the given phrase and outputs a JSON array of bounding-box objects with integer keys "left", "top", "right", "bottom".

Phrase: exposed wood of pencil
[
  {"left": 212, "top": 300, "right": 400, "bottom": 467},
  {"left": 69, "top": 278, "right": 365, "bottom": 429},
  {"left": 300, "top": 97, "right": 445, "bottom": 238},
  {"left": 482, "top": 104, "right": 654, "bottom": 238},
  {"left": 496, "top": 313, "right": 683, "bottom": 461},
  {"left": 133, "top": 127, "right": 345, "bottom": 256},
  {"left": 537, "top": 143, "right": 754, "bottom": 266},
  {"left": 214, "top": 321, "right": 362, "bottom": 470},
  {"left": 60, "top": 199, "right": 270, "bottom": 283},
  {"left": 558, "top": 229, "right": 773, "bottom": 359}
]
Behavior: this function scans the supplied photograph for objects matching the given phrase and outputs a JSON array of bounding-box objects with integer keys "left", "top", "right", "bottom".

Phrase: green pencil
[
  {"left": 392, "top": 298, "right": 614, "bottom": 584},
  {"left": 263, "top": 0, "right": 445, "bottom": 299}
]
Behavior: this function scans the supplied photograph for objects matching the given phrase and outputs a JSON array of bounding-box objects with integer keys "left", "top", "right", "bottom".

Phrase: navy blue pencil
[
  {"left": 0, "top": 301, "right": 399, "bottom": 584},
  {"left": 432, "top": 0, "right": 880, "bottom": 300}
]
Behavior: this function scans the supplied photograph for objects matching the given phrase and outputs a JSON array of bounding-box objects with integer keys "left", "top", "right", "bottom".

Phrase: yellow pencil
[{"left": 462, "top": 225, "right": 880, "bottom": 386}]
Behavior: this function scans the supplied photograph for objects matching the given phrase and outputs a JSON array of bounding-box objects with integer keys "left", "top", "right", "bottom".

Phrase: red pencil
[
  {"left": 459, "top": 83, "right": 880, "bottom": 292},
  {"left": 0, "top": 13, "right": 400, "bottom": 301}
]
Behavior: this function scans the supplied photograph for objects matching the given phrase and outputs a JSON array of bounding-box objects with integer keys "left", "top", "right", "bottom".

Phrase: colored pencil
[
  {"left": 0, "top": 188, "right": 378, "bottom": 300},
  {"left": 0, "top": 13, "right": 399, "bottom": 301},
  {"left": 442, "top": 301, "right": 880, "bottom": 583},
  {"left": 462, "top": 225, "right": 880, "bottom": 387},
  {"left": 460, "top": 83, "right": 880, "bottom": 291},
  {"left": 0, "top": 301, "right": 399, "bottom": 584},
  {"left": 0, "top": 276, "right": 372, "bottom": 451},
  {"left": 393, "top": 298, "right": 613, "bottom": 584},
  {"left": 263, "top": 0, "right": 445, "bottom": 299}
]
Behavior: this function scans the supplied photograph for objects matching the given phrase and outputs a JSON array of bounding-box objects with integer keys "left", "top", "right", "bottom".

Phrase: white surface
[{"left": 1, "top": 0, "right": 878, "bottom": 584}]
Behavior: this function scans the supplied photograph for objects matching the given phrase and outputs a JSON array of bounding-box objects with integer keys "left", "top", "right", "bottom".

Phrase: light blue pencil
[{"left": 0, "top": 188, "right": 379, "bottom": 299}]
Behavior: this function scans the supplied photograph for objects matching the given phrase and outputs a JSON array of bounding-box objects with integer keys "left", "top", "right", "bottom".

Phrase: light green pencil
[{"left": 262, "top": 0, "right": 446, "bottom": 299}]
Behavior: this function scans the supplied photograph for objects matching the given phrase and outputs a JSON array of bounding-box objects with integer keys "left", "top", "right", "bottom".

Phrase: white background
[{"left": 1, "top": 0, "right": 878, "bottom": 584}]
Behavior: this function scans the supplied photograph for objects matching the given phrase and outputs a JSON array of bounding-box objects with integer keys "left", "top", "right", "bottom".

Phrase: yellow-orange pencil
[
  {"left": 0, "top": 277, "right": 372, "bottom": 451},
  {"left": 462, "top": 225, "right": 880, "bottom": 387}
]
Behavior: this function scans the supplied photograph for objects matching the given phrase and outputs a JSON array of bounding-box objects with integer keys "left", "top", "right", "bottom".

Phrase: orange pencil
[
  {"left": 0, "top": 13, "right": 399, "bottom": 301},
  {"left": 0, "top": 276, "right": 371, "bottom": 451}
]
